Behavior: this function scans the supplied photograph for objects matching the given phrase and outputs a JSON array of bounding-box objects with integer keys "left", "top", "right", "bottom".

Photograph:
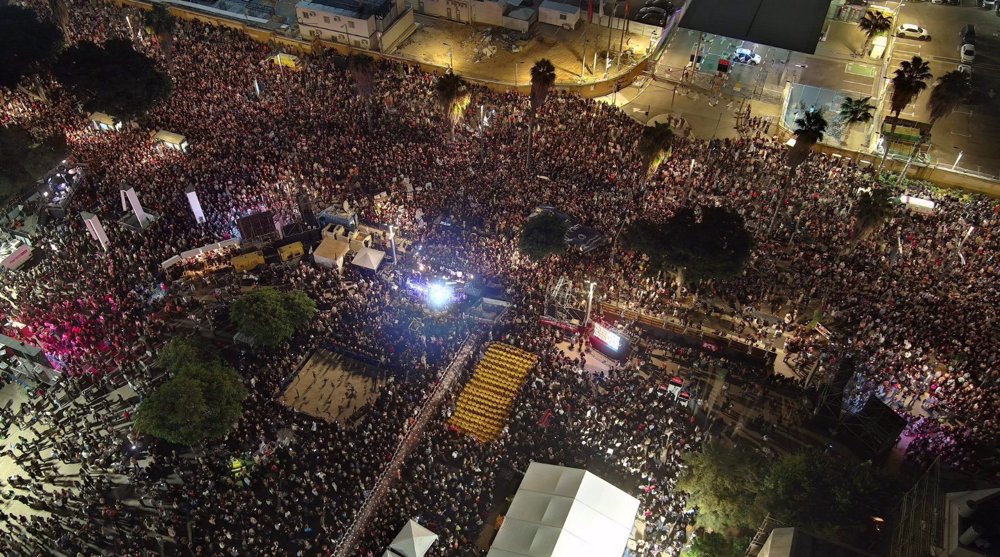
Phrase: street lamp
[
  {"left": 583, "top": 281, "right": 596, "bottom": 327},
  {"left": 388, "top": 225, "right": 398, "bottom": 265}
]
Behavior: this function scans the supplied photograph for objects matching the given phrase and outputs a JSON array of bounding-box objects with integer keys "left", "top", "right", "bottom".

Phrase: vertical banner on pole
[
  {"left": 120, "top": 187, "right": 149, "bottom": 228},
  {"left": 185, "top": 186, "right": 206, "bottom": 224},
  {"left": 81, "top": 212, "right": 110, "bottom": 251}
]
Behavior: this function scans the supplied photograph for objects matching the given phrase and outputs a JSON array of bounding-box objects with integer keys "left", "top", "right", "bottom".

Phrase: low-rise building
[
  {"left": 296, "top": 0, "right": 414, "bottom": 51},
  {"left": 470, "top": 0, "right": 505, "bottom": 26},
  {"left": 416, "top": 0, "right": 470, "bottom": 22},
  {"left": 538, "top": 0, "right": 578, "bottom": 29}
]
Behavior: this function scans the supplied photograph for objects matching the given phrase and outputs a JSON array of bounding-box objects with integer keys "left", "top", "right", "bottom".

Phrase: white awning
[
  {"left": 487, "top": 462, "right": 639, "bottom": 557},
  {"left": 388, "top": 519, "right": 438, "bottom": 557},
  {"left": 351, "top": 247, "right": 385, "bottom": 271}
]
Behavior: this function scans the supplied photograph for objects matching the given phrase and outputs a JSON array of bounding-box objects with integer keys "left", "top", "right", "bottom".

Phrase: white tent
[
  {"left": 487, "top": 462, "right": 640, "bottom": 557},
  {"left": 314, "top": 237, "right": 350, "bottom": 272},
  {"left": 352, "top": 247, "right": 385, "bottom": 271},
  {"left": 388, "top": 519, "right": 438, "bottom": 557}
]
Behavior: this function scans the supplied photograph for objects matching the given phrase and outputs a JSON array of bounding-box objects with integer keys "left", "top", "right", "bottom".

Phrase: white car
[
  {"left": 731, "top": 48, "right": 762, "bottom": 65},
  {"left": 958, "top": 63, "right": 973, "bottom": 76},
  {"left": 896, "top": 24, "right": 931, "bottom": 40},
  {"left": 960, "top": 43, "right": 976, "bottom": 63}
]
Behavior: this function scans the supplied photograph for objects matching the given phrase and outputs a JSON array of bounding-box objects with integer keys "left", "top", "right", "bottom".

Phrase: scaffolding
[{"left": 890, "top": 458, "right": 943, "bottom": 557}]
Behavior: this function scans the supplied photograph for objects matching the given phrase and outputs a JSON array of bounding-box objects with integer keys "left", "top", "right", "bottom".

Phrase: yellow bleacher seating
[{"left": 448, "top": 343, "right": 537, "bottom": 442}]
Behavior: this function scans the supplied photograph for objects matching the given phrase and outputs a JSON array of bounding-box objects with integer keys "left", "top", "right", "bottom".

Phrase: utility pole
[{"left": 606, "top": 0, "right": 617, "bottom": 76}]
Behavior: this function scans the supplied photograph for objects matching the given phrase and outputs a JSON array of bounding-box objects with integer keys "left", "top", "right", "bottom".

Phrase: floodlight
[{"left": 427, "top": 283, "right": 453, "bottom": 309}]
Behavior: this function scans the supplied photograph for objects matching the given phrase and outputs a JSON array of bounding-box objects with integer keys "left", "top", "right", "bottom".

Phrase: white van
[{"left": 870, "top": 36, "right": 888, "bottom": 59}]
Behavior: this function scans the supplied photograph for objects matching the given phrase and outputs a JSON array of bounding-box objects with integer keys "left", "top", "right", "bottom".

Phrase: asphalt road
[{"left": 647, "top": 1, "right": 1000, "bottom": 176}]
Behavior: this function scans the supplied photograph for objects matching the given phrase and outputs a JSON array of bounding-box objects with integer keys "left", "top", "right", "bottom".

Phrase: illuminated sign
[{"left": 592, "top": 323, "right": 622, "bottom": 351}]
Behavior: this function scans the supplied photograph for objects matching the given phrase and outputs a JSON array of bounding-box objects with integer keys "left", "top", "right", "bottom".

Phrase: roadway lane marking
[{"left": 950, "top": 130, "right": 972, "bottom": 137}]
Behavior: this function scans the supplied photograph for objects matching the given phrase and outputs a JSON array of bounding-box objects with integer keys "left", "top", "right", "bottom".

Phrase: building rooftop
[
  {"left": 680, "top": 0, "right": 832, "bottom": 54},
  {"left": 540, "top": 0, "right": 577, "bottom": 13},
  {"left": 297, "top": 0, "right": 393, "bottom": 19}
]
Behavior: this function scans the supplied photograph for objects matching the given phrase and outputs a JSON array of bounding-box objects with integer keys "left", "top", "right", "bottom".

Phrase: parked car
[
  {"left": 961, "top": 24, "right": 976, "bottom": 45},
  {"left": 731, "top": 48, "right": 762, "bottom": 65},
  {"left": 960, "top": 43, "right": 976, "bottom": 63},
  {"left": 984, "top": 0, "right": 996, "bottom": 9},
  {"left": 958, "top": 64, "right": 973, "bottom": 76},
  {"left": 931, "top": 0, "right": 960, "bottom": 4},
  {"left": 643, "top": 0, "right": 675, "bottom": 14},
  {"left": 896, "top": 23, "right": 931, "bottom": 40}
]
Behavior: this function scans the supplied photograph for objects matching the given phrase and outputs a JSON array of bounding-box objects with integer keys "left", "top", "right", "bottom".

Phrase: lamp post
[
  {"left": 388, "top": 225, "right": 398, "bottom": 265},
  {"left": 952, "top": 149, "right": 964, "bottom": 170},
  {"left": 514, "top": 62, "right": 519, "bottom": 88},
  {"left": 584, "top": 281, "right": 596, "bottom": 327}
]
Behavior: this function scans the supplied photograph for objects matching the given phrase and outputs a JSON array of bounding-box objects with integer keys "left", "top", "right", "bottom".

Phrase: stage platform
[{"left": 279, "top": 349, "right": 384, "bottom": 425}]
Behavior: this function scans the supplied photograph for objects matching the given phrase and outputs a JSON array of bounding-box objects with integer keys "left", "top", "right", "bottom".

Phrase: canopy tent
[
  {"left": 314, "top": 237, "right": 350, "bottom": 272},
  {"left": 352, "top": 247, "right": 385, "bottom": 271},
  {"left": 388, "top": 519, "right": 438, "bottom": 557},
  {"left": 487, "top": 462, "right": 640, "bottom": 557}
]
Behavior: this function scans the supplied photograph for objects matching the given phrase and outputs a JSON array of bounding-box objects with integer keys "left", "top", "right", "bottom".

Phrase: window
[
  {"left": 348, "top": 20, "right": 355, "bottom": 28},
  {"left": 559, "top": 13, "right": 566, "bottom": 19},
  {"left": 334, "top": 16, "right": 341, "bottom": 21},
  {"left": 324, "top": 15, "right": 330, "bottom": 22}
]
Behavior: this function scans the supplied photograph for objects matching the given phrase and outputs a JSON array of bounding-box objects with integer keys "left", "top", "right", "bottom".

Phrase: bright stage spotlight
[{"left": 426, "top": 283, "right": 454, "bottom": 310}]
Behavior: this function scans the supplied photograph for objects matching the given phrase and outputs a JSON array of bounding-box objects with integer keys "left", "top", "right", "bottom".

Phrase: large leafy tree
[
  {"left": 527, "top": 59, "right": 556, "bottom": 169},
  {"left": 135, "top": 338, "right": 248, "bottom": 446},
  {"left": 679, "top": 444, "right": 897, "bottom": 544},
  {"left": 686, "top": 531, "right": 744, "bottom": 557},
  {"left": 229, "top": 287, "right": 316, "bottom": 348},
  {"left": 0, "top": 125, "right": 67, "bottom": 204},
  {"left": 756, "top": 451, "right": 895, "bottom": 540},
  {"left": 626, "top": 206, "right": 753, "bottom": 281},
  {"left": 677, "top": 442, "right": 767, "bottom": 531},
  {"left": 787, "top": 109, "right": 827, "bottom": 176},
  {"left": 0, "top": 6, "right": 63, "bottom": 90},
  {"left": 519, "top": 212, "right": 569, "bottom": 261},
  {"left": 434, "top": 71, "right": 470, "bottom": 139},
  {"left": 637, "top": 122, "right": 674, "bottom": 178},
  {"left": 54, "top": 38, "right": 172, "bottom": 119},
  {"left": 857, "top": 10, "right": 891, "bottom": 55}
]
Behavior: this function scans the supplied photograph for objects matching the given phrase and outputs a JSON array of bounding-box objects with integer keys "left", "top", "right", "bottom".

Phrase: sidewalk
[{"left": 598, "top": 79, "right": 785, "bottom": 139}]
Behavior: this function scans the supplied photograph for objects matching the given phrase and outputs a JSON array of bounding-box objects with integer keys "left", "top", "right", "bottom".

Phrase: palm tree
[
  {"left": 927, "top": 70, "right": 971, "bottom": 126},
  {"left": 145, "top": 4, "right": 177, "bottom": 60},
  {"left": 434, "top": 71, "right": 469, "bottom": 139},
  {"left": 348, "top": 54, "right": 375, "bottom": 126},
  {"left": 857, "top": 10, "right": 891, "bottom": 56},
  {"left": 786, "top": 109, "right": 828, "bottom": 176},
  {"left": 838, "top": 96, "right": 873, "bottom": 143},
  {"left": 881, "top": 56, "right": 931, "bottom": 167},
  {"left": 527, "top": 59, "right": 556, "bottom": 170},
  {"left": 895, "top": 69, "right": 972, "bottom": 183},
  {"left": 48, "top": 0, "right": 69, "bottom": 37},
  {"left": 636, "top": 122, "right": 674, "bottom": 178}
]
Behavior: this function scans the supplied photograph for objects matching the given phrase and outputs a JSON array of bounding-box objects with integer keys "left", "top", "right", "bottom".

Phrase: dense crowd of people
[{"left": 0, "top": 0, "right": 998, "bottom": 554}]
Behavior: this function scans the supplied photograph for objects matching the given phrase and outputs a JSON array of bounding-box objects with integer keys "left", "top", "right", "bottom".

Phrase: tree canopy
[
  {"left": 54, "top": 38, "right": 171, "bottom": 118},
  {"left": 685, "top": 530, "right": 744, "bottom": 557},
  {"left": 679, "top": 444, "right": 897, "bottom": 543},
  {"left": 637, "top": 122, "right": 674, "bottom": 177},
  {"left": 519, "top": 212, "right": 569, "bottom": 261},
  {"left": 626, "top": 207, "right": 753, "bottom": 280},
  {"left": 0, "top": 125, "right": 68, "bottom": 204},
  {"left": 0, "top": 6, "right": 63, "bottom": 89},
  {"left": 229, "top": 287, "right": 316, "bottom": 348},
  {"left": 135, "top": 338, "right": 248, "bottom": 446}
]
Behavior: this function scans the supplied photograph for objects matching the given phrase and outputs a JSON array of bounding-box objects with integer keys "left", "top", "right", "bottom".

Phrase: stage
[{"left": 279, "top": 349, "right": 384, "bottom": 424}]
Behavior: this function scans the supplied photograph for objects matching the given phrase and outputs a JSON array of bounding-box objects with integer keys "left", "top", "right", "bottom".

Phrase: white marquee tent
[
  {"left": 352, "top": 247, "right": 385, "bottom": 271},
  {"left": 314, "top": 237, "right": 350, "bottom": 272},
  {"left": 487, "top": 462, "right": 640, "bottom": 557},
  {"left": 383, "top": 519, "right": 438, "bottom": 557}
]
